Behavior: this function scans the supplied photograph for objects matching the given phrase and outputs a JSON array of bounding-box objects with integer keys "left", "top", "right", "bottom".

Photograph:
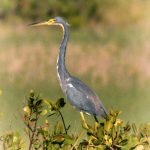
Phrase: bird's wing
[{"left": 66, "top": 76, "right": 107, "bottom": 116}]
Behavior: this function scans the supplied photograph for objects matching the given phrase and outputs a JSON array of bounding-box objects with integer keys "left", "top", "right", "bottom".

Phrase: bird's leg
[
  {"left": 94, "top": 115, "right": 99, "bottom": 123},
  {"left": 93, "top": 115, "right": 100, "bottom": 130},
  {"left": 80, "top": 112, "right": 89, "bottom": 129}
]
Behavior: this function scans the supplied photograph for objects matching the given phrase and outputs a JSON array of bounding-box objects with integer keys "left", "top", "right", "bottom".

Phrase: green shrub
[{"left": 0, "top": 90, "right": 150, "bottom": 149}]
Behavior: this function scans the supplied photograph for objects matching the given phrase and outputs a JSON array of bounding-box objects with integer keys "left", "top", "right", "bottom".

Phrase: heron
[{"left": 31, "top": 17, "right": 108, "bottom": 127}]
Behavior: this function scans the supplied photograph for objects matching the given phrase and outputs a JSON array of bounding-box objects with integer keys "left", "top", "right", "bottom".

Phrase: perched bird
[{"left": 31, "top": 17, "right": 108, "bottom": 123}]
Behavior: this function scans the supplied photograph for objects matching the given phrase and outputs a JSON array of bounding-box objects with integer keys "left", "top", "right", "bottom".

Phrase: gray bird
[{"left": 31, "top": 17, "right": 108, "bottom": 123}]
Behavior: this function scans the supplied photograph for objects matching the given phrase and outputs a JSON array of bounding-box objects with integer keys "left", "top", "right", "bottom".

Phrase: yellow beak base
[{"left": 30, "top": 19, "right": 55, "bottom": 27}]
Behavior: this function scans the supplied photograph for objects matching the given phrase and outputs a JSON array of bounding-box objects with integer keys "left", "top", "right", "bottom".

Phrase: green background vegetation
[{"left": 0, "top": 0, "right": 150, "bottom": 148}]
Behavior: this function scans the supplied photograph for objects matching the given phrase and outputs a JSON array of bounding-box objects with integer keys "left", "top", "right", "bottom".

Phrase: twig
[
  {"left": 28, "top": 113, "right": 38, "bottom": 150},
  {"left": 58, "top": 110, "right": 68, "bottom": 134},
  {"left": 71, "top": 130, "right": 84, "bottom": 150}
]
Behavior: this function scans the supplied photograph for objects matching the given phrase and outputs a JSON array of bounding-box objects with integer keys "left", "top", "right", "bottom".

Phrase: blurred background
[{"left": 0, "top": 0, "right": 150, "bottom": 134}]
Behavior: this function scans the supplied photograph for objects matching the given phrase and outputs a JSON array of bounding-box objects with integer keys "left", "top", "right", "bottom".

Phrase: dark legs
[{"left": 94, "top": 115, "right": 99, "bottom": 123}]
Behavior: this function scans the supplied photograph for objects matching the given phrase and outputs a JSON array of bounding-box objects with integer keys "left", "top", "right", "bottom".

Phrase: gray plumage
[{"left": 54, "top": 17, "right": 108, "bottom": 118}]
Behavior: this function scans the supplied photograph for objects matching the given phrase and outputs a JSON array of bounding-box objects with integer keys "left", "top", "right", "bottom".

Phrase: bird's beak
[{"left": 29, "top": 19, "right": 55, "bottom": 27}]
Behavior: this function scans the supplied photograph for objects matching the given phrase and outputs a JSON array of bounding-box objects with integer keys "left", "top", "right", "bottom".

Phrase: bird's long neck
[{"left": 57, "top": 23, "right": 70, "bottom": 89}]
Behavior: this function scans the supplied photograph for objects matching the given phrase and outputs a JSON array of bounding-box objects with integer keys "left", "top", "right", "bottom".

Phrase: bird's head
[{"left": 30, "top": 17, "right": 70, "bottom": 27}]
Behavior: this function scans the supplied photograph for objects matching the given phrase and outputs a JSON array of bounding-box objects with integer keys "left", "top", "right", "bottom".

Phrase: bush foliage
[
  {"left": 0, "top": 91, "right": 150, "bottom": 149},
  {"left": 0, "top": 0, "right": 146, "bottom": 27}
]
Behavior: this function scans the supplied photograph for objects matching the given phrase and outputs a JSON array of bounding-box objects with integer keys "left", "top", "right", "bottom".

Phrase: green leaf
[
  {"left": 97, "top": 126, "right": 104, "bottom": 140},
  {"left": 63, "top": 135, "right": 74, "bottom": 145},
  {"left": 30, "top": 118, "right": 37, "bottom": 122},
  {"left": 51, "top": 134, "right": 65, "bottom": 144},
  {"left": 104, "top": 120, "right": 113, "bottom": 132},
  {"left": 35, "top": 99, "right": 43, "bottom": 107},
  {"left": 132, "top": 123, "right": 137, "bottom": 135},
  {"left": 40, "top": 109, "right": 48, "bottom": 115},
  {"left": 119, "top": 139, "right": 128, "bottom": 146},
  {"left": 54, "top": 122, "right": 63, "bottom": 135}
]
